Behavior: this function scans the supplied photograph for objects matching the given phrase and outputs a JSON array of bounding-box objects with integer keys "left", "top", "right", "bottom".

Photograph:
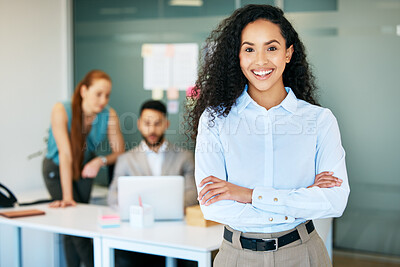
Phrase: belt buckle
[{"left": 262, "top": 237, "right": 278, "bottom": 252}]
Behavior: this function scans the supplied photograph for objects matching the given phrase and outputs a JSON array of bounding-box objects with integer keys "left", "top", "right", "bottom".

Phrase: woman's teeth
[{"left": 253, "top": 70, "right": 272, "bottom": 76}]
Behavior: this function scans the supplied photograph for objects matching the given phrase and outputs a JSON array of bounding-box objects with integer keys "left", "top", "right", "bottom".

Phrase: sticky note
[
  {"left": 141, "top": 44, "right": 153, "bottom": 58},
  {"left": 98, "top": 214, "right": 121, "bottom": 228},
  {"left": 167, "top": 100, "right": 179, "bottom": 114},
  {"left": 152, "top": 88, "right": 164, "bottom": 100},
  {"left": 167, "top": 87, "right": 179, "bottom": 100},
  {"left": 165, "top": 44, "right": 175, "bottom": 57}
]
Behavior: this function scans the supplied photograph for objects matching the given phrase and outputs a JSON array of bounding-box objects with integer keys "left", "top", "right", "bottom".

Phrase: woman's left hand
[
  {"left": 198, "top": 176, "right": 253, "bottom": 206},
  {"left": 81, "top": 157, "right": 103, "bottom": 178},
  {"left": 49, "top": 199, "right": 77, "bottom": 208}
]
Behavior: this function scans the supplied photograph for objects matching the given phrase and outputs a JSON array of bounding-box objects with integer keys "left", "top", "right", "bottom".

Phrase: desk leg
[
  {"left": 101, "top": 238, "right": 213, "bottom": 267},
  {"left": 197, "top": 252, "right": 212, "bottom": 267},
  {"left": 165, "top": 257, "right": 177, "bottom": 267},
  {"left": 93, "top": 237, "right": 102, "bottom": 267},
  {"left": 0, "top": 224, "right": 21, "bottom": 267},
  {"left": 15, "top": 226, "right": 22, "bottom": 267},
  {"left": 102, "top": 243, "right": 115, "bottom": 267}
]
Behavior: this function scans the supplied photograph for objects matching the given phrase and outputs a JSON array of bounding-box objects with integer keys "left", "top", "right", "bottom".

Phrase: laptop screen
[{"left": 117, "top": 176, "right": 184, "bottom": 221}]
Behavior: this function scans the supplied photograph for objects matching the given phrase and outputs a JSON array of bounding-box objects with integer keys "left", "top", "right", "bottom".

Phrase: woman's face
[
  {"left": 239, "top": 19, "right": 293, "bottom": 97},
  {"left": 81, "top": 78, "right": 111, "bottom": 115}
]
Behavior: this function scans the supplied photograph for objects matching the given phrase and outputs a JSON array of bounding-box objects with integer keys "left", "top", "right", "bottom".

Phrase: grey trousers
[
  {"left": 42, "top": 157, "right": 94, "bottom": 267},
  {"left": 214, "top": 222, "right": 332, "bottom": 267}
]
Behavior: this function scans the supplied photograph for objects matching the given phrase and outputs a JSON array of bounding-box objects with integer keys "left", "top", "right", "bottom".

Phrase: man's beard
[{"left": 142, "top": 134, "right": 164, "bottom": 148}]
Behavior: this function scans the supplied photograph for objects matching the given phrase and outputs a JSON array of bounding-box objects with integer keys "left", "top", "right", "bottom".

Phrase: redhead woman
[{"left": 43, "top": 70, "right": 124, "bottom": 267}]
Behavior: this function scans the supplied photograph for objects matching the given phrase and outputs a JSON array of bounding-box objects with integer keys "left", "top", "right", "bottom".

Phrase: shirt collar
[
  {"left": 140, "top": 139, "right": 169, "bottom": 153},
  {"left": 235, "top": 84, "right": 253, "bottom": 114},
  {"left": 236, "top": 85, "right": 298, "bottom": 114},
  {"left": 279, "top": 87, "right": 298, "bottom": 114}
]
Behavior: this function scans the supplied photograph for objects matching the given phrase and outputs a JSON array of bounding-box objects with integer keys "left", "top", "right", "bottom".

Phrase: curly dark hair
[{"left": 186, "top": 4, "right": 318, "bottom": 140}]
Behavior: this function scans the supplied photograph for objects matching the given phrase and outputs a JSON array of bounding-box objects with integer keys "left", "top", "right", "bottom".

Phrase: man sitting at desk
[
  {"left": 108, "top": 100, "right": 197, "bottom": 267},
  {"left": 108, "top": 100, "right": 197, "bottom": 208}
]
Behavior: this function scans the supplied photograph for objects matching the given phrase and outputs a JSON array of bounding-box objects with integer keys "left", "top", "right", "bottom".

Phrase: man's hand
[{"left": 198, "top": 176, "right": 253, "bottom": 206}]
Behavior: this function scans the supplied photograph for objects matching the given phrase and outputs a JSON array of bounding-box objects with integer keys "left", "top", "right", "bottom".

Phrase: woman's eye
[
  {"left": 245, "top": 47, "right": 254, "bottom": 52},
  {"left": 267, "top": 47, "right": 277, "bottom": 51}
]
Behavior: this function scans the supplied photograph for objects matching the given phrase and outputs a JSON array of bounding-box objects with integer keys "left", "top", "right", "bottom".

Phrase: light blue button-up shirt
[{"left": 195, "top": 86, "right": 350, "bottom": 233}]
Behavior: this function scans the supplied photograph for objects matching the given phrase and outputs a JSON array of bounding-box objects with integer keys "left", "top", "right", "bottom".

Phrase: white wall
[
  {"left": 0, "top": 1, "right": 71, "bottom": 266},
  {"left": 0, "top": 0, "right": 72, "bottom": 195}
]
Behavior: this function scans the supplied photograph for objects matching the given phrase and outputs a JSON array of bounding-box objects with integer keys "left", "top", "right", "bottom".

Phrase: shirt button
[
  {"left": 273, "top": 198, "right": 278, "bottom": 202},
  {"left": 269, "top": 217, "right": 273, "bottom": 222},
  {"left": 285, "top": 216, "right": 288, "bottom": 220},
  {"left": 258, "top": 195, "right": 263, "bottom": 200}
]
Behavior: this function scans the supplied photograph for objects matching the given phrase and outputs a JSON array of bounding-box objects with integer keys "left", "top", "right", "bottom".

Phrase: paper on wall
[
  {"left": 143, "top": 45, "right": 171, "bottom": 90},
  {"left": 152, "top": 88, "right": 164, "bottom": 100},
  {"left": 167, "top": 100, "right": 179, "bottom": 114},
  {"left": 167, "top": 87, "right": 179, "bottom": 100},
  {"left": 142, "top": 43, "right": 198, "bottom": 91},
  {"left": 172, "top": 44, "right": 198, "bottom": 90}
]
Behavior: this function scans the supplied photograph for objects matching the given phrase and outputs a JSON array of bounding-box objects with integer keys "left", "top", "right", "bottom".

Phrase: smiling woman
[
  {"left": 42, "top": 70, "right": 125, "bottom": 267},
  {"left": 188, "top": 4, "right": 349, "bottom": 267},
  {"left": 239, "top": 19, "right": 293, "bottom": 109}
]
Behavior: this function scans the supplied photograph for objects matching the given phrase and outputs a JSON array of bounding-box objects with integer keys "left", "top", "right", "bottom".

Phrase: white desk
[
  {"left": 100, "top": 221, "right": 222, "bottom": 267},
  {"left": 0, "top": 204, "right": 104, "bottom": 267},
  {"left": 0, "top": 204, "right": 223, "bottom": 267},
  {"left": 0, "top": 203, "right": 332, "bottom": 267},
  {"left": 12, "top": 184, "right": 108, "bottom": 204},
  {"left": 0, "top": 185, "right": 109, "bottom": 267}
]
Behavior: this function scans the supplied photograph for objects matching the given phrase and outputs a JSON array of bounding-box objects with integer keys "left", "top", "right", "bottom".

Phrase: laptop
[{"left": 117, "top": 176, "right": 184, "bottom": 221}]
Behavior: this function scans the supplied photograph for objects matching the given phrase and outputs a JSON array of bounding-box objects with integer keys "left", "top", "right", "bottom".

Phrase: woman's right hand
[
  {"left": 49, "top": 198, "right": 77, "bottom": 208},
  {"left": 50, "top": 103, "right": 76, "bottom": 209},
  {"left": 307, "top": 171, "right": 342, "bottom": 188},
  {"left": 198, "top": 176, "right": 253, "bottom": 206}
]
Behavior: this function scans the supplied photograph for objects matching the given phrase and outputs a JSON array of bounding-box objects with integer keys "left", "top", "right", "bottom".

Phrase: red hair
[{"left": 70, "top": 70, "right": 111, "bottom": 180}]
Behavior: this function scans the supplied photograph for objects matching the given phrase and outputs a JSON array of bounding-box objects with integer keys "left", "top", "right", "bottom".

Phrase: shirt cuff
[{"left": 252, "top": 187, "right": 295, "bottom": 223}]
